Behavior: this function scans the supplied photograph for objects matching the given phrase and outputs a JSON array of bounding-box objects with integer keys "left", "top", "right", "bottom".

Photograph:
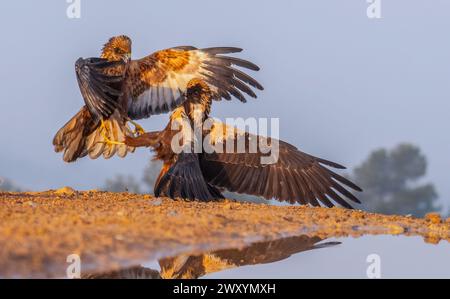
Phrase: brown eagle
[
  {"left": 53, "top": 35, "right": 263, "bottom": 162},
  {"left": 83, "top": 235, "right": 339, "bottom": 279},
  {"left": 124, "top": 80, "right": 362, "bottom": 208}
]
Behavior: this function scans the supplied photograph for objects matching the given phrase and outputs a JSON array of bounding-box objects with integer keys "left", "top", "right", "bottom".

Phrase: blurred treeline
[
  {"left": 347, "top": 143, "right": 442, "bottom": 217},
  {"left": 0, "top": 178, "right": 22, "bottom": 192},
  {"left": 1, "top": 143, "right": 447, "bottom": 217}
]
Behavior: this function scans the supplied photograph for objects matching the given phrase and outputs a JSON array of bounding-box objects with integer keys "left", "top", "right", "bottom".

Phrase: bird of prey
[
  {"left": 158, "top": 235, "right": 339, "bottom": 279},
  {"left": 83, "top": 235, "right": 339, "bottom": 279},
  {"left": 124, "top": 80, "right": 362, "bottom": 208},
  {"left": 53, "top": 35, "right": 263, "bottom": 162}
]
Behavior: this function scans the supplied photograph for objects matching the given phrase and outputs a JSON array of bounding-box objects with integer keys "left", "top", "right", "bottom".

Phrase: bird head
[{"left": 101, "top": 35, "right": 132, "bottom": 62}]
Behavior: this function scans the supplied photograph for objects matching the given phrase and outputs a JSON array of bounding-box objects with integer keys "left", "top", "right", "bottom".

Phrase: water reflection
[{"left": 83, "top": 235, "right": 339, "bottom": 279}]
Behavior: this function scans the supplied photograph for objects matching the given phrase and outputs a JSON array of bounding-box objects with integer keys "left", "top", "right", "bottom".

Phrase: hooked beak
[{"left": 122, "top": 53, "right": 131, "bottom": 62}]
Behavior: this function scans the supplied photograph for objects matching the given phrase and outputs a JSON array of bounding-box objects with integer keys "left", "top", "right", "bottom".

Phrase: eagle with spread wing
[
  {"left": 53, "top": 35, "right": 263, "bottom": 162},
  {"left": 124, "top": 81, "right": 362, "bottom": 208}
]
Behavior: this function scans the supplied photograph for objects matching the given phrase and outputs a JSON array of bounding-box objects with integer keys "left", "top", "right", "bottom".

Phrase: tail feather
[
  {"left": 53, "top": 107, "right": 95, "bottom": 162},
  {"left": 53, "top": 106, "right": 135, "bottom": 162},
  {"left": 154, "top": 153, "right": 224, "bottom": 201}
]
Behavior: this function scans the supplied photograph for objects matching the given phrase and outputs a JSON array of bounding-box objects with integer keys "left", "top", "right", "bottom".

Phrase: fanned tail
[
  {"left": 53, "top": 106, "right": 135, "bottom": 162},
  {"left": 154, "top": 153, "right": 224, "bottom": 201}
]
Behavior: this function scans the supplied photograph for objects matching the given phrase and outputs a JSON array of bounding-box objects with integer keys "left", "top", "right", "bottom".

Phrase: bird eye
[{"left": 114, "top": 47, "right": 124, "bottom": 54}]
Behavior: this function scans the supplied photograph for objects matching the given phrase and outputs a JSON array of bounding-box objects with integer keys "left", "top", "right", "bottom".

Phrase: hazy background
[{"left": 0, "top": 0, "right": 449, "bottom": 211}]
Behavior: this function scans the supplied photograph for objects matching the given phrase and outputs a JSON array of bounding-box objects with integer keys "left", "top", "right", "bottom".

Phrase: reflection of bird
[
  {"left": 82, "top": 235, "right": 339, "bottom": 279},
  {"left": 82, "top": 266, "right": 161, "bottom": 279},
  {"left": 53, "top": 35, "right": 263, "bottom": 162},
  {"left": 159, "top": 235, "right": 340, "bottom": 279},
  {"left": 125, "top": 81, "right": 362, "bottom": 207}
]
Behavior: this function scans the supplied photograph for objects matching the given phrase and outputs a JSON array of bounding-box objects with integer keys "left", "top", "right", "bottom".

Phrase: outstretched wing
[
  {"left": 200, "top": 122, "right": 362, "bottom": 208},
  {"left": 75, "top": 57, "right": 125, "bottom": 120},
  {"left": 126, "top": 47, "right": 263, "bottom": 120}
]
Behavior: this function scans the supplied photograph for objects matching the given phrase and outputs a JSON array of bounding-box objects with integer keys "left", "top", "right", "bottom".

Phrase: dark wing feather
[
  {"left": 75, "top": 57, "right": 125, "bottom": 120},
  {"left": 199, "top": 123, "right": 362, "bottom": 208},
  {"left": 155, "top": 153, "right": 224, "bottom": 201},
  {"left": 126, "top": 47, "right": 263, "bottom": 120}
]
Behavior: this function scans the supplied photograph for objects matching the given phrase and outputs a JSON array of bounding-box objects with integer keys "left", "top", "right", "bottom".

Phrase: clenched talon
[
  {"left": 129, "top": 119, "right": 146, "bottom": 136},
  {"left": 99, "top": 119, "right": 125, "bottom": 146},
  {"left": 100, "top": 138, "right": 125, "bottom": 146}
]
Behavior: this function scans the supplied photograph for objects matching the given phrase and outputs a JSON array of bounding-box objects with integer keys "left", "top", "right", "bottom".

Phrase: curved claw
[
  {"left": 99, "top": 119, "right": 125, "bottom": 146},
  {"left": 129, "top": 120, "right": 146, "bottom": 136},
  {"left": 100, "top": 138, "right": 125, "bottom": 146}
]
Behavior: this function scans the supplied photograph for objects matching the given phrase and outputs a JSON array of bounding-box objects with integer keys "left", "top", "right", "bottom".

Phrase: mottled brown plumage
[
  {"left": 125, "top": 82, "right": 362, "bottom": 207},
  {"left": 159, "top": 235, "right": 338, "bottom": 279},
  {"left": 53, "top": 35, "right": 263, "bottom": 162}
]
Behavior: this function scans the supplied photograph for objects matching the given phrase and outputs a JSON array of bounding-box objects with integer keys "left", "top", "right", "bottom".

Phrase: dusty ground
[{"left": 0, "top": 188, "right": 449, "bottom": 278}]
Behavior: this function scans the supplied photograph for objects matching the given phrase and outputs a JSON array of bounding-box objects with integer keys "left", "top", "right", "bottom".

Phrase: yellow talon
[
  {"left": 100, "top": 119, "right": 125, "bottom": 146},
  {"left": 129, "top": 119, "right": 146, "bottom": 136}
]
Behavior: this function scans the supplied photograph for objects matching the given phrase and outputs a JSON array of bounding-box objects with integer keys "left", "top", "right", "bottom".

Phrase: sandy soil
[{"left": 0, "top": 188, "right": 448, "bottom": 278}]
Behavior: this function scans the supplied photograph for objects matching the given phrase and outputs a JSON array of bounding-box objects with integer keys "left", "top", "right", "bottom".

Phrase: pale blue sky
[{"left": 0, "top": 1, "right": 449, "bottom": 209}]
